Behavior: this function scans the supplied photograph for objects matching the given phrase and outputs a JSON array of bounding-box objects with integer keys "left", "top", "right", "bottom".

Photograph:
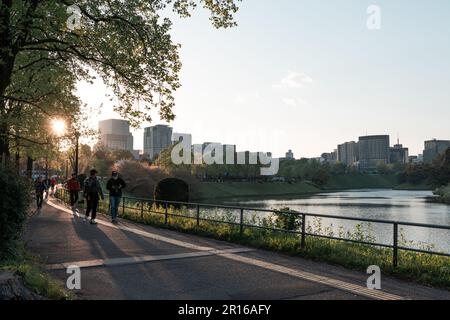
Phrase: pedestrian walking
[
  {"left": 34, "top": 177, "right": 47, "bottom": 210},
  {"left": 67, "top": 173, "right": 81, "bottom": 214},
  {"left": 106, "top": 170, "right": 126, "bottom": 223},
  {"left": 83, "top": 169, "right": 104, "bottom": 224},
  {"left": 44, "top": 177, "right": 50, "bottom": 199},
  {"left": 50, "top": 177, "right": 57, "bottom": 195}
]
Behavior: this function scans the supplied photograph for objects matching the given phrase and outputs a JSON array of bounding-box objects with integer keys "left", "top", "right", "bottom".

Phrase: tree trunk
[
  {"left": 26, "top": 156, "right": 34, "bottom": 179},
  {"left": 0, "top": 122, "right": 10, "bottom": 164}
]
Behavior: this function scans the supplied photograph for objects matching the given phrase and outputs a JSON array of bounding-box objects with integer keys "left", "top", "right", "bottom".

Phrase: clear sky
[{"left": 77, "top": 0, "right": 450, "bottom": 158}]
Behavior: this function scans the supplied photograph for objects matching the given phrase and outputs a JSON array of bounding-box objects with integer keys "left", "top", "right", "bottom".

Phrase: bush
[
  {"left": 273, "top": 207, "right": 302, "bottom": 231},
  {"left": 0, "top": 166, "right": 31, "bottom": 260}
]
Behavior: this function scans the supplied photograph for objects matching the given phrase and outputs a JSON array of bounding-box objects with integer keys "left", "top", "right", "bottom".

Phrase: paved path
[{"left": 24, "top": 198, "right": 450, "bottom": 300}]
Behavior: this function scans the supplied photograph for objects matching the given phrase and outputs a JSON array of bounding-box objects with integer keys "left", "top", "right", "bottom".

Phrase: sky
[{"left": 77, "top": 0, "right": 450, "bottom": 158}]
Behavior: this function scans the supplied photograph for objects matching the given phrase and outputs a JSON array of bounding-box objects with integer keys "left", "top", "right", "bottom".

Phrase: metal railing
[{"left": 55, "top": 188, "right": 450, "bottom": 267}]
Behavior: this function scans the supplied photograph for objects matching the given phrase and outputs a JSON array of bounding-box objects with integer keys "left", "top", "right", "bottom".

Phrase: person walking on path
[
  {"left": 44, "top": 177, "right": 50, "bottom": 200},
  {"left": 67, "top": 173, "right": 81, "bottom": 214},
  {"left": 34, "top": 177, "right": 48, "bottom": 210},
  {"left": 83, "top": 169, "right": 104, "bottom": 224},
  {"left": 50, "top": 177, "right": 57, "bottom": 195},
  {"left": 106, "top": 170, "right": 126, "bottom": 223}
]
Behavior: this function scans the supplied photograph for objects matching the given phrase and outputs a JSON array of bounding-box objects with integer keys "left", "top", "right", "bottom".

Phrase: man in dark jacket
[
  {"left": 83, "top": 169, "right": 104, "bottom": 224},
  {"left": 106, "top": 171, "right": 126, "bottom": 223},
  {"left": 34, "top": 176, "right": 47, "bottom": 210}
]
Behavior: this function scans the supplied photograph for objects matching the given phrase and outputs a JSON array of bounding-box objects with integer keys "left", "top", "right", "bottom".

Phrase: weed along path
[{"left": 23, "top": 197, "right": 450, "bottom": 300}]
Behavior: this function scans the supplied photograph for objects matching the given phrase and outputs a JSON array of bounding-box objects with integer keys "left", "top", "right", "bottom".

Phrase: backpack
[{"left": 84, "top": 177, "right": 98, "bottom": 195}]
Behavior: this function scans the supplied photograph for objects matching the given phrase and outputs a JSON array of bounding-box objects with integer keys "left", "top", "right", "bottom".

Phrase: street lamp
[{"left": 74, "top": 131, "right": 80, "bottom": 178}]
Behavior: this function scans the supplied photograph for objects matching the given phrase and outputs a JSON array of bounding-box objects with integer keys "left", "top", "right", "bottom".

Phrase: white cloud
[{"left": 274, "top": 71, "right": 313, "bottom": 89}]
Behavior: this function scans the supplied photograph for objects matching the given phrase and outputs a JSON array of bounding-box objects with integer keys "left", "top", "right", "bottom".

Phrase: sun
[{"left": 52, "top": 119, "right": 66, "bottom": 137}]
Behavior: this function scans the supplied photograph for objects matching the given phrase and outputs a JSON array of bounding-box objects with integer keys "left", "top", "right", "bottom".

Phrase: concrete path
[{"left": 23, "top": 198, "right": 450, "bottom": 300}]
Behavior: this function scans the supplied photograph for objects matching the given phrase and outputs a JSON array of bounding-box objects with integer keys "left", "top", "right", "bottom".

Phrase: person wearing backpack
[
  {"left": 83, "top": 169, "right": 104, "bottom": 224},
  {"left": 106, "top": 170, "right": 126, "bottom": 224}
]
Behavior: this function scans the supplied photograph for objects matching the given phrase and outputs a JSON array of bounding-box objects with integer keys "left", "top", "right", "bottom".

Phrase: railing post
[
  {"left": 141, "top": 200, "right": 144, "bottom": 220},
  {"left": 301, "top": 213, "right": 306, "bottom": 249},
  {"left": 240, "top": 208, "right": 244, "bottom": 236},
  {"left": 164, "top": 202, "right": 168, "bottom": 225},
  {"left": 196, "top": 204, "right": 200, "bottom": 226},
  {"left": 122, "top": 197, "right": 125, "bottom": 217},
  {"left": 393, "top": 223, "right": 399, "bottom": 267}
]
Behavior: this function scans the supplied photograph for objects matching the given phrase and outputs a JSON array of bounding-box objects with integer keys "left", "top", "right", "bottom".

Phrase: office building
[
  {"left": 358, "top": 135, "right": 390, "bottom": 171},
  {"left": 143, "top": 125, "right": 173, "bottom": 160},
  {"left": 98, "top": 119, "right": 134, "bottom": 151},
  {"left": 390, "top": 142, "right": 409, "bottom": 164},
  {"left": 423, "top": 139, "right": 450, "bottom": 164},
  {"left": 337, "top": 141, "right": 359, "bottom": 166}
]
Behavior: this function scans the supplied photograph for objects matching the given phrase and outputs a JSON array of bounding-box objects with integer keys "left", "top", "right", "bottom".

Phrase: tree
[
  {"left": 1, "top": 50, "right": 82, "bottom": 163},
  {"left": 0, "top": 0, "right": 241, "bottom": 159}
]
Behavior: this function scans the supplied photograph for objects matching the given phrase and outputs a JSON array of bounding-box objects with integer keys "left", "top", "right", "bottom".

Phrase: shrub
[
  {"left": 0, "top": 166, "right": 31, "bottom": 260},
  {"left": 273, "top": 207, "right": 302, "bottom": 231}
]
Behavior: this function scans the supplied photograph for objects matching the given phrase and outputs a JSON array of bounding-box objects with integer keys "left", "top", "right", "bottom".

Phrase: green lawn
[
  {"left": 324, "top": 174, "right": 399, "bottom": 190},
  {"left": 195, "top": 181, "right": 321, "bottom": 200}
]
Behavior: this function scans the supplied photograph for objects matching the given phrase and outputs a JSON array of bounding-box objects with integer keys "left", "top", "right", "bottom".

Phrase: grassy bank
[
  {"left": 0, "top": 244, "right": 71, "bottom": 300},
  {"left": 434, "top": 185, "right": 450, "bottom": 204},
  {"left": 194, "top": 181, "right": 321, "bottom": 200},
  {"left": 323, "top": 173, "right": 399, "bottom": 190},
  {"left": 394, "top": 183, "right": 433, "bottom": 191},
  {"left": 56, "top": 190, "right": 450, "bottom": 290}
]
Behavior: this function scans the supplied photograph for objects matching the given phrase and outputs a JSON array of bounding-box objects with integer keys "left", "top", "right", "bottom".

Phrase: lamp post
[{"left": 74, "top": 132, "right": 80, "bottom": 178}]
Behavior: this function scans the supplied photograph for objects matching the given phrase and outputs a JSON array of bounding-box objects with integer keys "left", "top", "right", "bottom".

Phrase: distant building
[
  {"left": 423, "top": 139, "right": 450, "bottom": 164},
  {"left": 143, "top": 125, "right": 173, "bottom": 160},
  {"left": 321, "top": 150, "right": 337, "bottom": 165},
  {"left": 390, "top": 143, "right": 409, "bottom": 164},
  {"left": 358, "top": 135, "right": 390, "bottom": 171},
  {"left": 337, "top": 141, "right": 359, "bottom": 166},
  {"left": 98, "top": 119, "right": 134, "bottom": 151},
  {"left": 285, "top": 150, "right": 295, "bottom": 160}
]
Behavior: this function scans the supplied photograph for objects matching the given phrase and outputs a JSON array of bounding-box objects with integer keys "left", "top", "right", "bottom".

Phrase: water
[{"left": 217, "top": 189, "right": 450, "bottom": 254}]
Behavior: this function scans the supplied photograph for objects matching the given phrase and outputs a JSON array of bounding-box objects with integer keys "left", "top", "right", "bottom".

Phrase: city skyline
[
  {"left": 77, "top": 0, "right": 450, "bottom": 157},
  {"left": 96, "top": 118, "right": 448, "bottom": 163}
]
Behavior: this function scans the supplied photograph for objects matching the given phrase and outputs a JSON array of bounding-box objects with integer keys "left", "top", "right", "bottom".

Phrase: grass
[
  {"left": 434, "top": 185, "right": 450, "bottom": 204},
  {"left": 394, "top": 183, "right": 433, "bottom": 191},
  {"left": 324, "top": 173, "right": 399, "bottom": 190},
  {"left": 195, "top": 181, "right": 321, "bottom": 200},
  {"left": 56, "top": 189, "right": 450, "bottom": 290},
  {"left": 0, "top": 244, "right": 72, "bottom": 300}
]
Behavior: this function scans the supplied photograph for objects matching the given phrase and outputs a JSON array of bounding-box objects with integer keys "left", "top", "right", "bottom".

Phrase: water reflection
[{"left": 218, "top": 189, "right": 450, "bottom": 253}]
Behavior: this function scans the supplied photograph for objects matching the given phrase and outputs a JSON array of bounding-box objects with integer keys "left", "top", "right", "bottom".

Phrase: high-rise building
[
  {"left": 143, "top": 125, "right": 173, "bottom": 160},
  {"left": 423, "top": 139, "right": 450, "bottom": 163},
  {"left": 98, "top": 119, "right": 134, "bottom": 151},
  {"left": 337, "top": 141, "right": 359, "bottom": 166},
  {"left": 390, "top": 143, "right": 409, "bottom": 164},
  {"left": 285, "top": 150, "right": 295, "bottom": 160},
  {"left": 358, "top": 135, "right": 390, "bottom": 171}
]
